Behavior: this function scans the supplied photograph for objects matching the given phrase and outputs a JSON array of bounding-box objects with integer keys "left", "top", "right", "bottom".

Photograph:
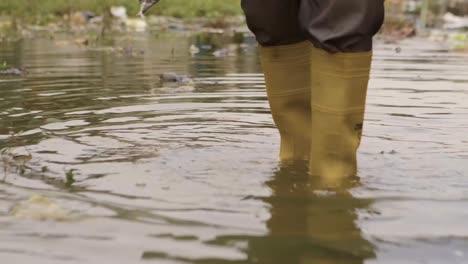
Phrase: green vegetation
[
  {"left": 156, "top": 0, "right": 241, "bottom": 18},
  {"left": 0, "top": 0, "right": 242, "bottom": 24},
  {"left": 65, "top": 169, "right": 75, "bottom": 188}
]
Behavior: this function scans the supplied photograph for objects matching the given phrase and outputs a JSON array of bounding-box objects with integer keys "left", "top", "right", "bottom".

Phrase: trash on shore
[
  {"left": 111, "top": 6, "right": 128, "bottom": 20},
  {"left": 54, "top": 38, "right": 89, "bottom": 47},
  {"left": 189, "top": 44, "right": 200, "bottom": 55},
  {"left": 213, "top": 45, "right": 238, "bottom": 57},
  {"left": 110, "top": 6, "right": 148, "bottom": 32},
  {"left": 444, "top": 13, "right": 468, "bottom": 30}
]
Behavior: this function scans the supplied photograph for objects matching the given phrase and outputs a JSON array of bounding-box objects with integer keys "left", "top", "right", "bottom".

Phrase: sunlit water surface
[{"left": 0, "top": 33, "right": 467, "bottom": 264}]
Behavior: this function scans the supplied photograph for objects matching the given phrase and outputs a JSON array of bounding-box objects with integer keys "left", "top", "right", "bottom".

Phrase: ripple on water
[{"left": 0, "top": 36, "right": 467, "bottom": 263}]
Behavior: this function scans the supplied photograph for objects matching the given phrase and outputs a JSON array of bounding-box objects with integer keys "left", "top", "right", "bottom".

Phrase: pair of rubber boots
[{"left": 260, "top": 41, "right": 372, "bottom": 186}]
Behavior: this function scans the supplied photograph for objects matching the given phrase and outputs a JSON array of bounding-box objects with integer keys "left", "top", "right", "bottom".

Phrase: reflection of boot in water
[{"left": 247, "top": 161, "right": 376, "bottom": 264}]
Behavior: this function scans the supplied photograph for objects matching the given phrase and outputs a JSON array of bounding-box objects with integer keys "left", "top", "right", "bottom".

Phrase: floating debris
[
  {"left": 65, "top": 169, "right": 76, "bottom": 188},
  {"left": 2, "top": 148, "right": 32, "bottom": 178},
  {"left": 9, "top": 195, "right": 80, "bottom": 221},
  {"left": 110, "top": 45, "right": 145, "bottom": 57},
  {"left": 189, "top": 44, "right": 200, "bottom": 55},
  {"left": 0, "top": 67, "right": 27, "bottom": 76},
  {"left": 380, "top": 150, "right": 398, "bottom": 155},
  {"left": 160, "top": 72, "right": 192, "bottom": 83}
]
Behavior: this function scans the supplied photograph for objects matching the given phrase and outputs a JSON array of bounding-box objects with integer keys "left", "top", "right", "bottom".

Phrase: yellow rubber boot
[
  {"left": 259, "top": 41, "right": 312, "bottom": 160},
  {"left": 309, "top": 46, "right": 372, "bottom": 186}
]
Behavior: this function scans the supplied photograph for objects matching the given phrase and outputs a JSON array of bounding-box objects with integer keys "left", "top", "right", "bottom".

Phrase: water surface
[{"left": 0, "top": 33, "right": 467, "bottom": 263}]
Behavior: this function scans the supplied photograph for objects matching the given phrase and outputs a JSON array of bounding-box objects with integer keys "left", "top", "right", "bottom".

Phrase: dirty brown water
[{"left": 0, "top": 32, "right": 467, "bottom": 263}]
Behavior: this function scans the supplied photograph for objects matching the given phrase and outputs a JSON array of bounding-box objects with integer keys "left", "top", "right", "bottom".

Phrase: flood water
[{"left": 0, "top": 32, "right": 467, "bottom": 263}]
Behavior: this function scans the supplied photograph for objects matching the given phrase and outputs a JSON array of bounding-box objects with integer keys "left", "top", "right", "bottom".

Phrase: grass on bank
[{"left": 0, "top": 0, "right": 242, "bottom": 24}]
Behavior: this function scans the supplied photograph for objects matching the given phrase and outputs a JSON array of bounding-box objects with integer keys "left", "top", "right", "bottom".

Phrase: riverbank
[
  {"left": 0, "top": 2, "right": 466, "bottom": 54},
  {"left": 0, "top": 9, "right": 248, "bottom": 45},
  {"left": 0, "top": 0, "right": 241, "bottom": 22},
  {"left": 0, "top": 0, "right": 243, "bottom": 42}
]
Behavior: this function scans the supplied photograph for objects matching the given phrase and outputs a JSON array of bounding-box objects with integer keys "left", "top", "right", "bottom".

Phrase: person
[
  {"left": 141, "top": 0, "right": 385, "bottom": 185},
  {"left": 241, "top": 0, "right": 385, "bottom": 186}
]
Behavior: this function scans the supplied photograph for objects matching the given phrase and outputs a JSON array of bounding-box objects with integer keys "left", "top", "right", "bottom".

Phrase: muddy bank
[{"left": 0, "top": 11, "right": 248, "bottom": 41}]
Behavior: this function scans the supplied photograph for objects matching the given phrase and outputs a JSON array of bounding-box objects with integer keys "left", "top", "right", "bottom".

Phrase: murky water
[{"left": 0, "top": 32, "right": 467, "bottom": 263}]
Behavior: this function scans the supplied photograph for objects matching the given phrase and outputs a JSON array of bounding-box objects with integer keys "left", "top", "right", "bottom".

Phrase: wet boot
[
  {"left": 309, "top": 46, "right": 372, "bottom": 185},
  {"left": 259, "top": 41, "right": 312, "bottom": 160}
]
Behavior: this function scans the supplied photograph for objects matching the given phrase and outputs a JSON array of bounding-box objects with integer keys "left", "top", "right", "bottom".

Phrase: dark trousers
[{"left": 241, "top": 0, "right": 385, "bottom": 52}]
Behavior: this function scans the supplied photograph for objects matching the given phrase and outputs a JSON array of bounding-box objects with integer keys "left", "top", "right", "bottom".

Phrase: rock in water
[
  {"left": 138, "top": 0, "right": 161, "bottom": 17},
  {"left": 9, "top": 195, "right": 78, "bottom": 221}
]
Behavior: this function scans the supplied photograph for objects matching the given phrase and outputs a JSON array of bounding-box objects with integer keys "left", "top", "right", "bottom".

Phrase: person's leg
[
  {"left": 242, "top": 0, "right": 312, "bottom": 160},
  {"left": 299, "top": 0, "right": 385, "bottom": 184},
  {"left": 242, "top": 0, "right": 305, "bottom": 47},
  {"left": 299, "top": 0, "right": 385, "bottom": 53}
]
